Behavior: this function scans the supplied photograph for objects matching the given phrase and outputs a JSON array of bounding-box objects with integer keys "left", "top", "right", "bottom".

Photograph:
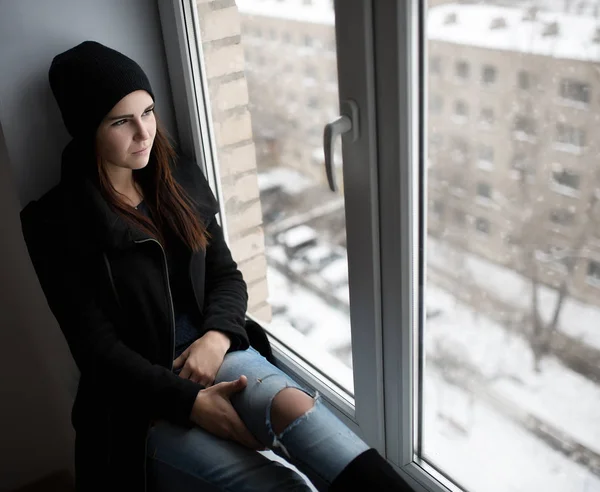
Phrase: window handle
[{"left": 323, "top": 99, "right": 359, "bottom": 192}]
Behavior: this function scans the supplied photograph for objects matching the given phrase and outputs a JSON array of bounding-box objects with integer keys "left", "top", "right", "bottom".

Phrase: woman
[{"left": 20, "top": 41, "right": 411, "bottom": 492}]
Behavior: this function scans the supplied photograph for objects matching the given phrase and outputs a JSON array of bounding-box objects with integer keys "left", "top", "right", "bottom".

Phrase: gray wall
[{"left": 0, "top": 1, "right": 176, "bottom": 489}]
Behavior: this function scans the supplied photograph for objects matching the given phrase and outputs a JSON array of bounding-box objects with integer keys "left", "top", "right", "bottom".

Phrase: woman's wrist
[{"left": 203, "top": 330, "right": 232, "bottom": 353}]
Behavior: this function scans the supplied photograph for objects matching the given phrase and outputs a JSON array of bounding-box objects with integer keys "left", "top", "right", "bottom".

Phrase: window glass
[
  {"left": 549, "top": 208, "right": 575, "bottom": 226},
  {"left": 201, "top": 0, "right": 354, "bottom": 393},
  {"left": 518, "top": 69, "right": 530, "bottom": 90},
  {"left": 452, "top": 100, "right": 468, "bottom": 122},
  {"left": 513, "top": 114, "right": 536, "bottom": 138},
  {"left": 587, "top": 260, "right": 600, "bottom": 286},
  {"left": 477, "top": 145, "right": 494, "bottom": 170},
  {"left": 455, "top": 60, "right": 469, "bottom": 80},
  {"left": 425, "top": 3, "right": 600, "bottom": 491},
  {"left": 555, "top": 123, "right": 585, "bottom": 149},
  {"left": 552, "top": 168, "right": 580, "bottom": 191},
  {"left": 476, "top": 181, "right": 491, "bottom": 199},
  {"left": 559, "top": 78, "right": 590, "bottom": 104},
  {"left": 481, "top": 64, "right": 496, "bottom": 85}
]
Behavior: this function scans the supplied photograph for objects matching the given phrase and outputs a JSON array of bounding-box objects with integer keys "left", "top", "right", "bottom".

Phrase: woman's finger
[{"left": 179, "top": 366, "right": 191, "bottom": 380}]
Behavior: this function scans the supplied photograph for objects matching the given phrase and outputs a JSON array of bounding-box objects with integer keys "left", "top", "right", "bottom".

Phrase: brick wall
[{"left": 196, "top": 0, "right": 272, "bottom": 322}]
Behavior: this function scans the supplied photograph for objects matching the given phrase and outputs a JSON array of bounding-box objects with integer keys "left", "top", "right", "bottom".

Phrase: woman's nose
[{"left": 134, "top": 120, "right": 151, "bottom": 140}]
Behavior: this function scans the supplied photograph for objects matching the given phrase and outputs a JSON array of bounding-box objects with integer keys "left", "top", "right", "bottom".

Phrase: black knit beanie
[{"left": 49, "top": 40, "right": 155, "bottom": 140}]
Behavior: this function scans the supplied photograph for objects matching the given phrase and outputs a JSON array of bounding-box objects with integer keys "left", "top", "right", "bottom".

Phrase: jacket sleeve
[
  {"left": 20, "top": 201, "right": 203, "bottom": 426},
  {"left": 201, "top": 216, "right": 250, "bottom": 352}
]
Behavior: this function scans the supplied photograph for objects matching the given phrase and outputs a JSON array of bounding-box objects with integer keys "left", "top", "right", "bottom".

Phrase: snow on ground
[
  {"left": 427, "top": 237, "right": 600, "bottom": 351},
  {"left": 423, "top": 371, "right": 600, "bottom": 492},
  {"left": 266, "top": 266, "right": 354, "bottom": 392},
  {"left": 426, "top": 284, "right": 600, "bottom": 457},
  {"left": 262, "top": 239, "right": 600, "bottom": 490}
]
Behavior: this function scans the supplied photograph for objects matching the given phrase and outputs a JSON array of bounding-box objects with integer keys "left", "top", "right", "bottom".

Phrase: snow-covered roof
[
  {"left": 428, "top": 3, "right": 600, "bottom": 63},
  {"left": 237, "top": 0, "right": 334, "bottom": 25}
]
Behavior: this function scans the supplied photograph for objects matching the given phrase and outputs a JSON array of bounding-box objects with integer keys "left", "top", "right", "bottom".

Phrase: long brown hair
[{"left": 96, "top": 116, "right": 210, "bottom": 252}]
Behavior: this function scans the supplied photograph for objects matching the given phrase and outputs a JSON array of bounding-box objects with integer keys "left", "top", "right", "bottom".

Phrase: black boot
[{"left": 329, "top": 448, "right": 414, "bottom": 491}]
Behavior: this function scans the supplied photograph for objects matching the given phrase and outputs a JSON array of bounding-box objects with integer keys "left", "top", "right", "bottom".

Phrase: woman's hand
[
  {"left": 190, "top": 375, "right": 264, "bottom": 450},
  {"left": 173, "top": 330, "right": 231, "bottom": 387}
]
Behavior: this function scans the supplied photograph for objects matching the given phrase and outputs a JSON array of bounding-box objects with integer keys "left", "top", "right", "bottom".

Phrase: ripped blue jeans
[{"left": 145, "top": 347, "right": 369, "bottom": 491}]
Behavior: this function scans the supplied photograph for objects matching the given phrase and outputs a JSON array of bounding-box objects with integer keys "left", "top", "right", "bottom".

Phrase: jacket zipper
[
  {"left": 132, "top": 238, "right": 176, "bottom": 371},
  {"left": 189, "top": 254, "right": 201, "bottom": 317},
  {"left": 104, "top": 240, "right": 176, "bottom": 492},
  {"left": 134, "top": 238, "right": 175, "bottom": 492}
]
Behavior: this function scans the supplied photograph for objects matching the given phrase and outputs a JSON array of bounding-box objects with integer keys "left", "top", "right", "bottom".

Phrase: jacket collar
[{"left": 59, "top": 139, "right": 218, "bottom": 251}]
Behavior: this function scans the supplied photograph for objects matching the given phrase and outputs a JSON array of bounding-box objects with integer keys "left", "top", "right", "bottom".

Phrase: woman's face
[{"left": 95, "top": 90, "right": 156, "bottom": 172}]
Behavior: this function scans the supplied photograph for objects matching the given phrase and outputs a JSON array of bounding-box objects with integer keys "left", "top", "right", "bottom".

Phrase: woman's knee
[{"left": 270, "top": 388, "right": 316, "bottom": 435}]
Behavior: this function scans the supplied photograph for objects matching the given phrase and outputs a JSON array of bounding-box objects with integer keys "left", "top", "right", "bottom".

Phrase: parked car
[
  {"left": 277, "top": 225, "right": 318, "bottom": 258},
  {"left": 297, "top": 244, "right": 346, "bottom": 273}
]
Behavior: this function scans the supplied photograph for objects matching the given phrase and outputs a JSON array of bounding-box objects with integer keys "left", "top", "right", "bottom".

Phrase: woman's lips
[{"left": 133, "top": 147, "right": 149, "bottom": 155}]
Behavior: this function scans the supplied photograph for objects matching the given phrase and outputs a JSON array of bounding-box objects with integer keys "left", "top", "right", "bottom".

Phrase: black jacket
[{"left": 20, "top": 143, "right": 261, "bottom": 491}]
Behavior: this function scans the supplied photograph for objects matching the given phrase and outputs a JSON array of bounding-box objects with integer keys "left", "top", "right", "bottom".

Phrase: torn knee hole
[{"left": 270, "top": 388, "right": 315, "bottom": 436}]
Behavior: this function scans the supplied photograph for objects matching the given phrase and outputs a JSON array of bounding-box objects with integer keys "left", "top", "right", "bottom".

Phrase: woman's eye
[
  {"left": 143, "top": 107, "right": 155, "bottom": 116},
  {"left": 112, "top": 119, "right": 127, "bottom": 127}
]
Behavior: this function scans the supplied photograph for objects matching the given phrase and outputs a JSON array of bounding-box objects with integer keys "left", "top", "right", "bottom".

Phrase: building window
[
  {"left": 430, "top": 56, "right": 441, "bottom": 75},
  {"left": 269, "top": 29, "right": 277, "bottom": 41},
  {"left": 549, "top": 208, "right": 575, "bottom": 226},
  {"left": 587, "top": 260, "right": 600, "bottom": 286},
  {"left": 556, "top": 123, "right": 585, "bottom": 149},
  {"left": 479, "top": 107, "right": 494, "bottom": 127},
  {"left": 455, "top": 60, "right": 469, "bottom": 80},
  {"left": 453, "top": 208, "right": 466, "bottom": 226},
  {"left": 450, "top": 137, "right": 468, "bottom": 163},
  {"left": 304, "top": 35, "right": 313, "bottom": 47},
  {"left": 475, "top": 216, "right": 491, "bottom": 234},
  {"left": 559, "top": 78, "right": 590, "bottom": 104},
  {"left": 481, "top": 65, "right": 497, "bottom": 85},
  {"left": 453, "top": 100, "right": 468, "bottom": 121},
  {"left": 478, "top": 145, "right": 494, "bottom": 169},
  {"left": 432, "top": 200, "right": 444, "bottom": 218},
  {"left": 552, "top": 168, "right": 580, "bottom": 191},
  {"left": 429, "top": 94, "right": 443, "bottom": 114},
  {"left": 518, "top": 70, "right": 530, "bottom": 90},
  {"left": 307, "top": 96, "right": 319, "bottom": 108},
  {"left": 476, "top": 182, "right": 492, "bottom": 199},
  {"left": 513, "top": 114, "right": 536, "bottom": 138},
  {"left": 283, "top": 32, "right": 292, "bottom": 44}
]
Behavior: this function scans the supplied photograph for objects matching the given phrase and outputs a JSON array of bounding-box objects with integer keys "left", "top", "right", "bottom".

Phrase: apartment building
[
  {"left": 238, "top": 0, "right": 600, "bottom": 304},
  {"left": 427, "top": 3, "right": 600, "bottom": 304},
  {"left": 238, "top": 0, "right": 338, "bottom": 184}
]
